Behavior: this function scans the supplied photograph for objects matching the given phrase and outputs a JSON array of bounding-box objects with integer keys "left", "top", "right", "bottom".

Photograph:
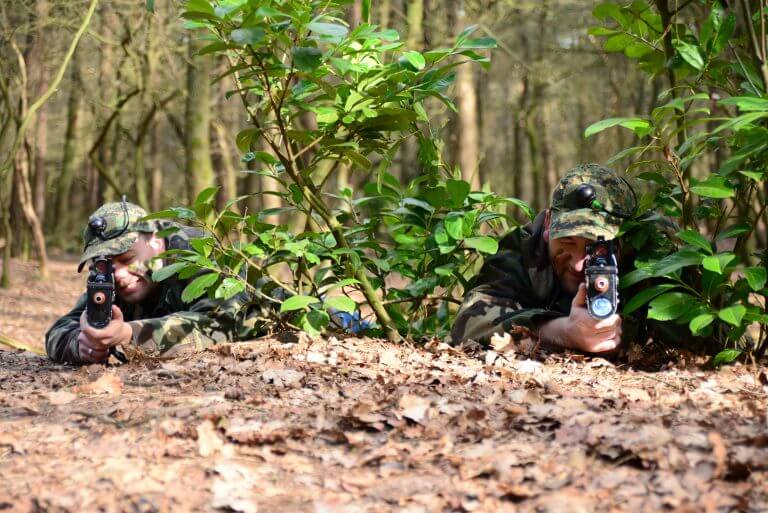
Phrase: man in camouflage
[
  {"left": 449, "top": 163, "right": 637, "bottom": 353},
  {"left": 46, "top": 201, "right": 269, "bottom": 364}
]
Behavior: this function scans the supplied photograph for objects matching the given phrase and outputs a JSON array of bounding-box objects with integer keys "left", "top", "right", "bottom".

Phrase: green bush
[
  {"left": 587, "top": 1, "right": 768, "bottom": 362},
  {"left": 150, "top": 0, "right": 530, "bottom": 341}
]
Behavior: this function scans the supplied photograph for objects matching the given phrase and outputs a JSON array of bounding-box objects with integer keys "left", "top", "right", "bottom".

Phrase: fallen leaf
[
  {"left": 261, "top": 368, "right": 304, "bottom": 387},
  {"left": 47, "top": 390, "right": 77, "bottom": 405},
  {"left": 73, "top": 372, "right": 123, "bottom": 395},
  {"left": 398, "top": 394, "right": 430, "bottom": 424},
  {"left": 708, "top": 431, "right": 727, "bottom": 478},
  {"left": 197, "top": 420, "right": 225, "bottom": 457},
  {"left": 621, "top": 387, "right": 652, "bottom": 402},
  {"left": 211, "top": 461, "right": 259, "bottom": 513}
]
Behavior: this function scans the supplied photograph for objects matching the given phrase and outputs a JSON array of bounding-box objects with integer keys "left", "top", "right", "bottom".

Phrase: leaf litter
[{"left": 0, "top": 259, "right": 767, "bottom": 512}]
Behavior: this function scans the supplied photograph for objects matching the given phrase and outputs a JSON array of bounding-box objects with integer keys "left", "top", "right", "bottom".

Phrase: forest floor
[{"left": 0, "top": 257, "right": 767, "bottom": 513}]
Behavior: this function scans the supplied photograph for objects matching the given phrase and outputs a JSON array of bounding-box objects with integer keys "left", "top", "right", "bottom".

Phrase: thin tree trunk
[
  {"left": 185, "top": 36, "right": 215, "bottom": 202},
  {"left": 28, "top": 0, "right": 50, "bottom": 224},
  {"left": 455, "top": 1, "right": 481, "bottom": 190},
  {"left": 150, "top": 121, "right": 163, "bottom": 211},
  {"left": 54, "top": 48, "right": 82, "bottom": 239},
  {"left": 213, "top": 121, "right": 238, "bottom": 212},
  {"left": 378, "top": 0, "right": 391, "bottom": 28},
  {"left": 15, "top": 142, "right": 48, "bottom": 276}
]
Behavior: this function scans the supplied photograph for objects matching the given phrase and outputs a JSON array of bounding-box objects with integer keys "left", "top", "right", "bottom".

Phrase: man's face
[
  {"left": 548, "top": 235, "right": 592, "bottom": 295},
  {"left": 110, "top": 234, "right": 165, "bottom": 303}
]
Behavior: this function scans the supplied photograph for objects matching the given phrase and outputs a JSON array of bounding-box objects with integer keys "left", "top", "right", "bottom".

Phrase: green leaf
[
  {"left": 673, "top": 39, "right": 704, "bottom": 70},
  {"left": 293, "top": 46, "right": 323, "bottom": 71},
  {"left": 185, "top": 0, "right": 214, "bottom": 15},
  {"left": 402, "top": 50, "right": 426, "bottom": 70},
  {"left": 718, "top": 304, "right": 746, "bottom": 326},
  {"left": 701, "top": 253, "right": 735, "bottom": 274},
  {"left": 324, "top": 296, "right": 356, "bottom": 314},
  {"left": 444, "top": 216, "right": 464, "bottom": 240},
  {"left": 744, "top": 267, "right": 767, "bottom": 291},
  {"left": 623, "top": 283, "right": 680, "bottom": 315},
  {"left": 713, "top": 348, "right": 742, "bottom": 366},
  {"left": 689, "top": 176, "right": 734, "bottom": 199},
  {"left": 236, "top": 128, "right": 260, "bottom": 153},
  {"left": 362, "top": 0, "right": 371, "bottom": 22},
  {"left": 458, "top": 37, "right": 496, "bottom": 49},
  {"left": 307, "top": 22, "right": 348, "bottom": 38},
  {"left": 280, "top": 295, "right": 320, "bottom": 312},
  {"left": 651, "top": 250, "right": 704, "bottom": 276},
  {"left": 195, "top": 186, "right": 220, "bottom": 207},
  {"left": 214, "top": 277, "right": 246, "bottom": 300},
  {"left": 181, "top": 272, "right": 218, "bottom": 303},
  {"left": 716, "top": 223, "right": 751, "bottom": 240},
  {"left": 718, "top": 96, "right": 768, "bottom": 112},
  {"left": 464, "top": 236, "right": 498, "bottom": 254},
  {"left": 647, "top": 292, "right": 698, "bottom": 321},
  {"left": 302, "top": 309, "right": 330, "bottom": 337},
  {"left": 446, "top": 179, "right": 470, "bottom": 207},
  {"left": 231, "top": 27, "right": 266, "bottom": 45},
  {"left": 676, "top": 229, "right": 713, "bottom": 254},
  {"left": 584, "top": 117, "right": 651, "bottom": 138},
  {"left": 146, "top": 0, "right": 155, "bottom": 13},
  {"left": 689, "top": 313, "right": 715, "bottom": 335},
  {"left": 151, "top": 262, "right": 187, "bottom": 282}
]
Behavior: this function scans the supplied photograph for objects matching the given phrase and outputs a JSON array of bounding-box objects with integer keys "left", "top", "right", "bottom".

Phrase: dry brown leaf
[
  {"left": 73, "top": 372, "right": 123, "bottom": 395},
  {"left": 261, "top": 368, "right": 304, "bottom": 387},
  {"left": 398, "top": 394, "right": 430, "bottom": 425},
  {"left": 211, "top": 461, "right": 259, "bottom": 513},
  {"left": 196, "top": 420, "right": 225, "bottom": 457},
  {"left": 708, "top": 431, "right": 727, "bottom": 478},
  {"left": 621, "top": 387, "right": 652, "bottom": 402},
  {"left": 46, "top": 390, "right": 77, "bottom": 405}
]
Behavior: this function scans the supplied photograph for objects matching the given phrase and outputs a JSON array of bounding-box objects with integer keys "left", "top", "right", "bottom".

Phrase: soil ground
[{"left": 1, "top": 257, "right": 767, "bottom": 513}]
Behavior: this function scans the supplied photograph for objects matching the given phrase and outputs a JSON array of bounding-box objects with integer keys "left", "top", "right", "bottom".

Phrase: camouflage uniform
[
  {"left": 46, "top": 202, "right": 272, "bottom": 364},
  {"left": 448, "top": 164, "right": 637, "bottom": 346}
]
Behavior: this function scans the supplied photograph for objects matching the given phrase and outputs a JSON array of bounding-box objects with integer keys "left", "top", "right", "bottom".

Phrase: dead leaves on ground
[{"left": 0, "top": 334, "right": 766, "bottom": 513}]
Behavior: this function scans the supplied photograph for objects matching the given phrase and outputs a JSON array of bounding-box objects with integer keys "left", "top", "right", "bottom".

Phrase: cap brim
[
  {"left": 550, "top": 208, "right": 620, "bottom": 241},
  {"left": 77, "top": 232, "right": 139, "bottom": 272}
]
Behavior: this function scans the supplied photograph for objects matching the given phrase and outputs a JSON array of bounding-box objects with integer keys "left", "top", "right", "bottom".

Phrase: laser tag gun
[
  {"left": 86, "top": 255, "right": 115, "bottom": 329},
  {"left": 585, "top": 236, "right": 618, "bottom": 319}
]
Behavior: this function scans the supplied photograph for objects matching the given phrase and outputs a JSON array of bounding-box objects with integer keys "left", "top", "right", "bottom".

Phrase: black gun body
[
  {"left": 86, "top": 257, "right": 114, "bottom": 328},
  {"left": 585, "top": 237, "right": 619, "bottom": 320}
]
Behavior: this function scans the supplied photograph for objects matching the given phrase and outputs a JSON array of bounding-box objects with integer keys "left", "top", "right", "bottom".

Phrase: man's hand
[
  {"left": 77, "top": 305, "right": 132, "bottom": 364},
  {"left": 538, "top": 283, "right": 622, "bottom": 353}
]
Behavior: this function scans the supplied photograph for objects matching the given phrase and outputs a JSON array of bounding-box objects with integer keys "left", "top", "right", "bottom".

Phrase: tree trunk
[
  {"left": 455, "top": 1, "right": 481, "bottom": 190},
  {"left": 150, "top": 121, "right": 163, "bottom": 211},
  {"left": 213, "top": 121, "right": 238, "bottom": 212},
  {"left": 185, "top": 36, "right": 215, "bottom": 202},
  {"left": 14, "top": 142, "right": 48, "bottom": 277},
  {"left": 406, "top": 0, "right": 424, "bottom": 50},
  {"left": 27, "top": 0, "right": 51, "bottom": 225},
  {"left": 54, "top": 47, "right": 82, "bottom": 239},
  {"left": 378, "top": 0, "right": 391, "bottom": 28}
]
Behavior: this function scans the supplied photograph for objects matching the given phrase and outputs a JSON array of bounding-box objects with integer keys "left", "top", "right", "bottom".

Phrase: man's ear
[{"left": 543, "top": 210, "right": 551, "bottom": 243}]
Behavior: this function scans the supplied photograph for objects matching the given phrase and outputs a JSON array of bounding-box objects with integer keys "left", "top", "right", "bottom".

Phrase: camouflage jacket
[
  {"left": 448, "top": 210, "right": 690, "bottom": 348},
  {"left": 448, "top": 211, "right": 571, "bottom": 345},
  {"left": 45, "top": 225, "right": 272, "bottom": 364}
]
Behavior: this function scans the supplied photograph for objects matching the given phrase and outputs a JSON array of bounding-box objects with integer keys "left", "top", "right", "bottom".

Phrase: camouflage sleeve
[
  {"left": 127, "top": 292, "right": 265, "bottom": 357},
  {"left": 447, "top": 243, "right": 566, "bottom": 346},
  {"left": 45, "top": 294, "right": 87, "bottom": 364},
  {"left": 447, "top": 285, "right": 563, "bottom": 346}
]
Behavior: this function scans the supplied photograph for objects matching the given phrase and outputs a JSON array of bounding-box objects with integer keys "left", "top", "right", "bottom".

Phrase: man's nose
[
  {"left": 572, "top": 254, "right": 588, "bottom": 272},
  {"left": 113, "top": 263, "right": 128, "bottom": 279}
]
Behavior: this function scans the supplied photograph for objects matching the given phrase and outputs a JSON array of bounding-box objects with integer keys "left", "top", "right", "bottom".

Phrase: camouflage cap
[
  {"left": 549, "top": 163, "right": 636, "bottom": 241},
  {"left": 78, "top": 201, "right": 157, "bottom": 272}
]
